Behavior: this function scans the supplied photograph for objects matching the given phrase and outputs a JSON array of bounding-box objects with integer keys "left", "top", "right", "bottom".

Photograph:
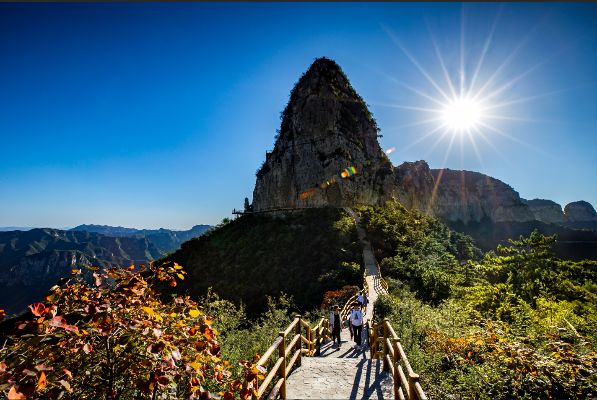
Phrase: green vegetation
[
  {"left": 2, "top": 199, "right": 594, "bottom": 399},
  {"left": 357, "top": 201, "right": 481, "bottom": 304},
  {"left": 363, "top": 200, "right": 596, "bottom": 399},
  {"left": 163, "top": 208, "right": 363, "bottom": 315}
]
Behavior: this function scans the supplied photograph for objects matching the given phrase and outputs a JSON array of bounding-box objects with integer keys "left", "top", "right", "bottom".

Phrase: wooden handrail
[
  {"left": 252, "top": 249, "right": 427, "bottom": 400},
  {"left": 253, "top": 313, "right": 333, "bottom": 399},
  {"left": 368, "top": 318, "right": 427, "bottom": 400}
]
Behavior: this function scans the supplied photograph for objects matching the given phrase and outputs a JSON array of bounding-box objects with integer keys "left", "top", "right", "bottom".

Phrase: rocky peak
[
  {"left": 524, "top": 199, "right": 565, "bottom": 224},
  {"left": 564, "top": 201, "right": 597, "bottom": 222},
  {"left": 428, "top": 169, "right": 535, "bottom": 224},
  {"left": 252, "top": 57, "right": 397, "bottom": 211}
]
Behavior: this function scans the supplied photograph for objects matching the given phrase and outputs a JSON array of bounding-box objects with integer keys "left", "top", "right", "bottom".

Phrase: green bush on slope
[
  {"left": 163, "top": 208, "right": 363, "bottom": 316},
  {"left": 363, "top": 200, "right": 596, "bottom": 399}
]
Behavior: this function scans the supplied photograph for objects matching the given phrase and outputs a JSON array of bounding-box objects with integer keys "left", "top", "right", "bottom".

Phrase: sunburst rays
[{"left": 375, "top": 5, "right": 565, "bottom": 179}]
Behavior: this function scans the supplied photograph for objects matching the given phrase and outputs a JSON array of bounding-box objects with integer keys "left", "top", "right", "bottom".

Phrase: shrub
[{"left": 0, "top": 263, "right": 257, "bottom": 400}]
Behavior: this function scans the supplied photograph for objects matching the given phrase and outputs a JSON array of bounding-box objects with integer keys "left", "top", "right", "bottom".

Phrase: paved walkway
[
  {"left": 285, "top": 357, "right": 393, "bottom": 399},
  {"left": 285, "top": 208, "right": 391, "bottom": 399}
]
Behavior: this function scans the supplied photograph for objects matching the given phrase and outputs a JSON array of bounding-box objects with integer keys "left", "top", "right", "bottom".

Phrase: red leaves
[
  {"left": 147, "top": 341, "right": 165, "bottom": 354},
  {"left": 0, "top": 308, "right": 6, "bottom": 321},
  {"left": 28, "top": 303, "right": 46, "bottom": 317},
  {"left": 47, "top": 315, "right": 78, "bottom": 332},
  {"left": 48, "top": 315, "right": 66, "bottom": 328},
  {"left": 1, "top": 262, "right": 250, "bottom": 399},
  {"left": 93, "top": 272, "right": 102, "bottom": 287}
]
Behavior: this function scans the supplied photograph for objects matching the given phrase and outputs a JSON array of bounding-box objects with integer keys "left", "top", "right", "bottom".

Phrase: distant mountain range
[
  {"left": 70, "top": 224, "right": 211, "bottom": 255},
  {"left": 0, "top": 224, "right": 211, "bottom": 315}
]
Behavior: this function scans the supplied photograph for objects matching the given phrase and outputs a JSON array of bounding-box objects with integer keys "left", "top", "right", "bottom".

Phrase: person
[
  {"left": 361, "top": 292, "right": 369, "bottom": 313},
  {"left": 357, "top": 291, "right": 365, "bottom": 307},
  {"left": 329, "top": 305, "right": 342, "bottom": 348},
  {"left": 349, "top": 302, "right": 364, "bottom": 349}
]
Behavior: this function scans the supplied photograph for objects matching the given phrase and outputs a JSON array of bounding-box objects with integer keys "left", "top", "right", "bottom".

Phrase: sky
[{"left": 0, "top": 2, "right": 595, "bottom": 229}]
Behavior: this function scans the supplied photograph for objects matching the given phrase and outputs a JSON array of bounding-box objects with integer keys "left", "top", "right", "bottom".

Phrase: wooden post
[
  {"left": 279, "top": 331, "right": 287, "bottom": 400},
  {"left": 295, "top": 315, "right": 302, "bottom": 367},
  {"left": 382, "top": 319, "right": 389, "bottom": 371},
  {"left": 315, "top": 326, "right": 321, "bottom": 356},
  {"left": 392, "top": 338, "right": 400, "bottom": 400},
  {"left": 408, "top": 373, "right": 420, "bottom": 400}
]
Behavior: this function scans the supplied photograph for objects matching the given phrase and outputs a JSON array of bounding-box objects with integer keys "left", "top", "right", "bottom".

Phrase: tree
[{"left": 0, "top": 263, "right": 260, "bottom": 399}]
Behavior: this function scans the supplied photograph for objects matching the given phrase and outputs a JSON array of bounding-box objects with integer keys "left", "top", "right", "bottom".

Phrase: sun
[{"left": 441, "top": 96, "right": 485, "bottom": 133}]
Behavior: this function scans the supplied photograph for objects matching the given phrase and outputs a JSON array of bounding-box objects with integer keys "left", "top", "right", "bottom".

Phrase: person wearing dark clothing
[{"left": 329, "top": 305, "right": 342, "bottom": 347}]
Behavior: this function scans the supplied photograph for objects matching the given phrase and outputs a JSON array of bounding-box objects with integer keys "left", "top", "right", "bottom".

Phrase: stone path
[
  {"left": 285, "top": 208, "right": 391, "bottom": 399},
  {"left": 285, "top": 358, "right": 393, "bottom": 399}
]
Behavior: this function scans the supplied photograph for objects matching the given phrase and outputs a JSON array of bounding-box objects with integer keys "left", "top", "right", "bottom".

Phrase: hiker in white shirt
[{"left": 349, "top": 302, "right": 364, "bottom": 349}]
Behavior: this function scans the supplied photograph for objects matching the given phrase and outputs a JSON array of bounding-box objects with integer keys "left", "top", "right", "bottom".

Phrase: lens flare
[{"left": 299, "top": 166, "right": 359, "bottom": 200}]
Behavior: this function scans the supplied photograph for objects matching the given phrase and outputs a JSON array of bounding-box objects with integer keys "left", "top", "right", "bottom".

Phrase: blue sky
[{"left": 0, "top": 2, "right": 595, "bottom": 229}]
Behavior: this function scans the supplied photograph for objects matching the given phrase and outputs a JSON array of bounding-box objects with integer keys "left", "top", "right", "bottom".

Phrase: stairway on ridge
[{"left": 285, "top": 208, "right": 392, "bottom": 399}]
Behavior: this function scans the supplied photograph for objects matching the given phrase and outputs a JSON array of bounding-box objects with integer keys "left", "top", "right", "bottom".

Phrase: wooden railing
[
  {"left": 252, "top": 259, "right": 426, "bottom": 399},
  {"left": 252, "top": 314, "right": 331, "bottom": 399},
  {"left": 369, "top": 318, "right": 428, "bottom": 400}
]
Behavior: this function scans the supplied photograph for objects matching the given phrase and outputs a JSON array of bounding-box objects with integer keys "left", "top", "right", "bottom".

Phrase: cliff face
[
  {"left": 429, "top": 169, "right": 535, "bottom": 224},
  {"left": 525, "top": 199, "right": 565, "bottom": 224},
  {"left": 250, "top": 57, "right": 594, "bottom": 229},
  {"left": 564, "top": 201, "right": 597, "bottom": 222},
  {"left": 392, "top": 160, "right": 535, "bottom": 224},
  {"left": 252, "top": 58, "right": 397, "bottom": 211},
  {"left": 394, "top": 160, "right": 435, "bottom": 212}
]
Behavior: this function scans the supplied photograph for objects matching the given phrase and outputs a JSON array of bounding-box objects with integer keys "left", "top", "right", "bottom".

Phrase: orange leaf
[
  {"left": 8, "top": 386, "right": 26, "bottom": 400},
  {"left": 38, "top": 371, "right": 47, "bottom": 390},
  {"left": 63, "top": 368, "right": 73, "bottom": 379},
  {"left": 28, "top": 303, "right": 46, "bottom": 317}
]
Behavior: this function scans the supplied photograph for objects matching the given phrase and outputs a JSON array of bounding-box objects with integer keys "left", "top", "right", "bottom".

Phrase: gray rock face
[
  {"left": 249, "top": 57, "right": 555, "bottom": 226},
  {"left": 252, "top": 58, "right": 398, "bottom": 211},
  {"left": 429, "top": 169, "right": 535, "bottom": 224},
  {"left": 525, "top": 199, "right": 565, "bottom": 224},
  {"left": 394, "top": 160, "right": 435, "bottom": 212},
  {"left": 564, "top": 201, "right": 597, "bottom": 222}
]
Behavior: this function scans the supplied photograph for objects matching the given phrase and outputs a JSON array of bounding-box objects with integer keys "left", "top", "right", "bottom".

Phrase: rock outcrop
[
  {"left": 393, "top": 160, "right": 435, "bottom": 212},
  {"left": 524, "top": 199, "right": 565, "bottom": 224},
  {"left": 428, "top": 169, "right": 535, "bottom": 224},
  {"left": 392, "top": 162, "right": 536, "bottom": 224},
  {"left": 249, "top": 57, "right": 591, "bottom": 228},
  {"left": 564, "top": 201, "right": 597, "bottom": 222},
  {"left": 252, "top": 57, "right": 398, "bottom": 211}
]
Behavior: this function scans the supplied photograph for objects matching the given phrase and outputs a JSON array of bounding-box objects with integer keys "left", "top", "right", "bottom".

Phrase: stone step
[{"left": 285, "top": 357, "right": 394, "bottom": 399}]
